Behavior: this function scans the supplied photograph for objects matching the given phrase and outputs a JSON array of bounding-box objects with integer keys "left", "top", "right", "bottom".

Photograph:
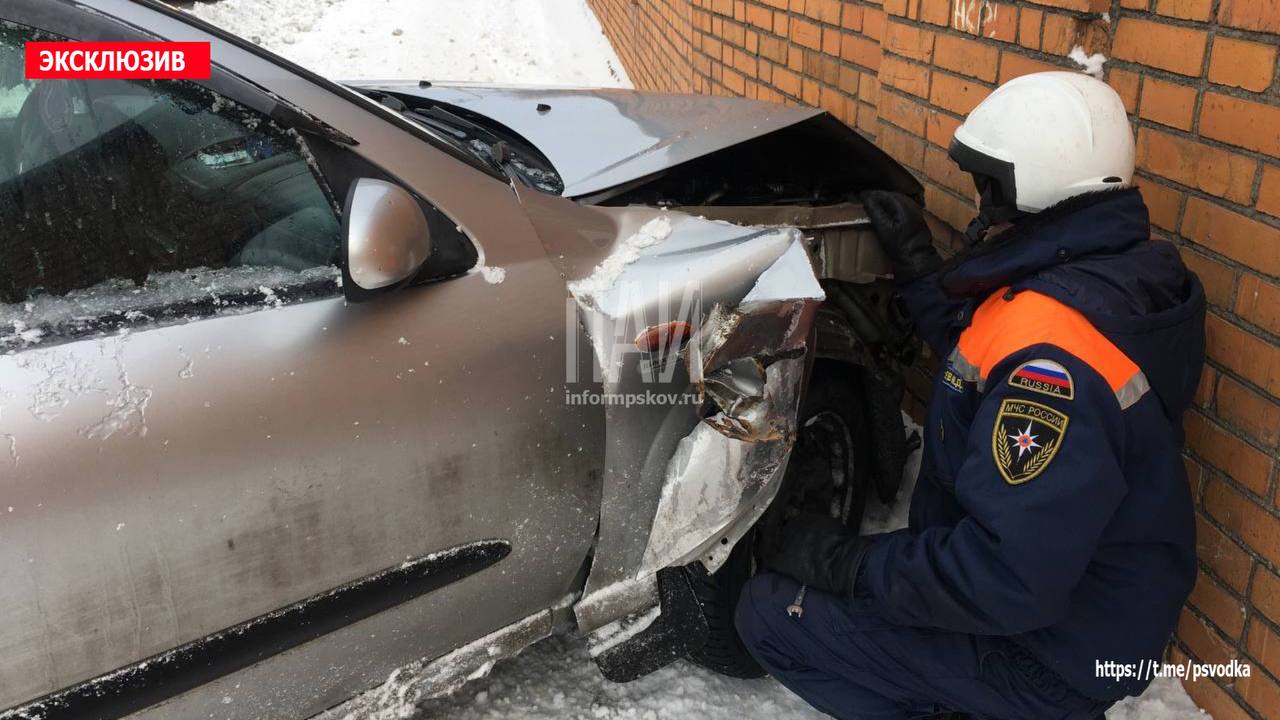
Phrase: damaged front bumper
[{"left": 557, "top": 208, "right": 823, "bottom": 642}]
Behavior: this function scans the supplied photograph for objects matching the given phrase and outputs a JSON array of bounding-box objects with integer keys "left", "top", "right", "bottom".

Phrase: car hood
[{"left": 349, "top": 82, "right": 822, "bottom": 198}]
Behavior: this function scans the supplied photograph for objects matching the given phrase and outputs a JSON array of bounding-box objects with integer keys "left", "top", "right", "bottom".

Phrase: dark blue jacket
[{"left": 858, "top": 189, "right": 1204, "bottom": 701}]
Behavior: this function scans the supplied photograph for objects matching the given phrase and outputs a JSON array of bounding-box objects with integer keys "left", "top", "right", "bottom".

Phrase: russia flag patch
[{"left": 1008, "top": 359, "right": 1075, "bottom": 400}]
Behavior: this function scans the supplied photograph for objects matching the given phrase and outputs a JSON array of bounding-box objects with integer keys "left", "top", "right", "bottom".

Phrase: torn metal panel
[
  {"left": 640, "top": 356, "right": 805, "bottom": 575},
  {"left": 559, "top": 206, "right": 824, "bottom": 631}
]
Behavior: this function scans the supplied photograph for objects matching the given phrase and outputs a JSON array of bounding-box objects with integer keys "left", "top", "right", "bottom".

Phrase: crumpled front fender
[{"left": 555, "top": 207, "right": 823, "bottom": 633}]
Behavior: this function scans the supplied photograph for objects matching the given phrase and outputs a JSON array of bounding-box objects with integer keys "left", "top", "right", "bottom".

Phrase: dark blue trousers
[{"left": 735, "top": 573, "right": 1113, "bottom": 720}]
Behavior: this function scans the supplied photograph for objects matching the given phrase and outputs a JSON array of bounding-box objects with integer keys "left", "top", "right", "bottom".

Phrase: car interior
[{"left": 0, "top": 23, "right": 342, "bottom": 306}]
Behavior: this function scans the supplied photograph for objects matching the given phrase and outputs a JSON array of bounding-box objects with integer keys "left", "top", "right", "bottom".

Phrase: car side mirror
[{"left": 341, "top": 178, "right": 433, "bottom": 302}]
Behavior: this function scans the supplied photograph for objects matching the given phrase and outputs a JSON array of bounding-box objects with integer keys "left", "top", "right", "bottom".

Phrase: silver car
[{"left": 0, "top": 1, "right": 923, "bottom": 718}]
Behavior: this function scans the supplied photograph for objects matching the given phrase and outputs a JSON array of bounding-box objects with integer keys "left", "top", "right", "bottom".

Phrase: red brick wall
[{"left": 587, "top": 1, "right": 1280, "bottom": 717}]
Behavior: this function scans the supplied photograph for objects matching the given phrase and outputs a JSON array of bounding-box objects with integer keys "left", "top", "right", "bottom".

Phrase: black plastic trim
[
  {"left": 2, "top": 540, "right": 511, "bottom": 720},
  {"left": 947, "top": 137, "right": 1017, "bottom": 208}
]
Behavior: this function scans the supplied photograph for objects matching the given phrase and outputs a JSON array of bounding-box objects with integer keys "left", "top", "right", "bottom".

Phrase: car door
[{"left": 0, "top": 3, "right": 599, "bottom": 718}]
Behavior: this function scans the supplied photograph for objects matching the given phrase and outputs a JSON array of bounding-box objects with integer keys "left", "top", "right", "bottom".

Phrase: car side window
[{"left": 0, "top": 20, "right": 342, "bottom": 350}]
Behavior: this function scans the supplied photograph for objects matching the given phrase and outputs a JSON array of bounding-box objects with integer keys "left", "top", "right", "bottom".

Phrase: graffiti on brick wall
[{"left": 953, "top": 0, "right": 998, "bottom": 38}]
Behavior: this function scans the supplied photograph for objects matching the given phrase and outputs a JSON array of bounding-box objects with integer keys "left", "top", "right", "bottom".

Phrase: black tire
[{"left": 685, "top": 361, "right": 872, "bottom": 678}]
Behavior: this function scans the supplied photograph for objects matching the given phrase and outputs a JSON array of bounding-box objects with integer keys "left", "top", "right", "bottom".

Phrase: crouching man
[{"left": 735, "top": 72, "right": 1206, "bottom": 720}]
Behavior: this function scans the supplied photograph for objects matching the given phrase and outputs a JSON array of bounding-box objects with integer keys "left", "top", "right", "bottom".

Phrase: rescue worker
[{"left": 735, "top": 71, "right": 1205, "bottom": 719}]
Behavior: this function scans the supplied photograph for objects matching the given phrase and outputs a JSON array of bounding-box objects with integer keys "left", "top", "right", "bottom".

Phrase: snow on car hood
[{"left": 350, "top": 82, "right": 821, "bottom": 197}]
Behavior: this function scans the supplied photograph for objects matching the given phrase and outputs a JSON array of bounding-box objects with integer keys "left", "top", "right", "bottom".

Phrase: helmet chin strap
[{"left": 963, "top": 176, "right": 1029, "bottom": 247}]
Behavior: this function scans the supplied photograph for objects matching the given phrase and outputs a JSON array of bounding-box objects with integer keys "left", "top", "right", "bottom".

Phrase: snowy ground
[
  {"left": 189, "top": 0, "right": 629, "bottom": 87},
  {"left": 189, "top": 2, "right": 1205, "bottom": 718},
  {"left": 412, "top": 438, "right": 1204, "bottom": 720}
]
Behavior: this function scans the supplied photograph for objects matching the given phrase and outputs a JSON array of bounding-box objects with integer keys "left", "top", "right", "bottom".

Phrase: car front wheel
[{"left": 684, "top": 360, "right": 873, "bottom": 678}]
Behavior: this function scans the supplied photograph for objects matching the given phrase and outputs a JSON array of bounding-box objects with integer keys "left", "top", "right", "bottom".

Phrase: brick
[
  {"left": 925, "top": 183, "right": 978, "bottom": 232},
  {"left": 772, "top": 65, "right": 802, "bottom": 97},
  {"left": 723, "top": 67, "right": 747, "bottom": 95},
  {"left": 877, "top": 121, "right": 925, "bottom": 170},
  {"left": 1119, "top": 0, "right": 1148, "bottom": 7},
  {"left": 863, "top": 7, "right": 884, "bottom": 42},
  {"left": 745, "top": 3, "right": 773, "bottom": 30},
  {"left": 1201, "top": 93, "right": 1280, "bottom": 157},
  {"left": 1041, "top": 13, "right": 1082, "bottom": 55},
  {"left": 1257, "top": 568, "right": 1280, "bottom": 624},
  {"left": 1154, "top": 0, "right": 1214, "bottom": 21},
  {"left": 1112, "top": 18, "right": 1207, "bottom": 76},
  {"left": 925, "top": 144, "right": 974, "bottom": 197},
  {"left": 841, "top": 32, "right": 883, "bottom": 71},
  {"left": 932, "top": 33, "right": 999, "bottom": 83},
  {"left": 1246, "top": 618, "right": 1280, "bottom": 682},
  {"left": 883, "top": 21, "right": 935, "bottom": 62},
  {"left": 1260, "top": 166, "right": 1280, "bottom": 220},
  {"left": 1183, "top": 198, "right": 1280, "bottom": 278},
  {"left": 823, "top": 27, "right": 842, "bottom": 55},
  {"left": 1204, "top": 477, "right": 1280, "bottom": 567},
  {"left": 1218, "top": 0, "right": 1280, "bottom": 34},
  {"left": 1208, "top": 36, "right": 1277, "bottom": 93},
  {"left": 760, "top": 34, "right": 788, "bottom": 63},
  {"left": 802, "top": 76, "right": 820, "bottom": 104},
  {"left": 1018, "top": 7, "right": 1043, "bottom": 50},
  {"left": 1185, "top": 410, "right": 1273, "bottom": 496},
  {"left": 1135, "top": 177, "right": 1182, "bottom": 232},
  {"left": 926, "top": 107, "right": 962, "bottom": 147},
  {"left": 929, "top": 72, "right": 990, "bottom": 116},
  {"left": 1177, "top": 608, "right": 1237, "bottom": 666},
  {"left": 1217, "top": 374, "right": 1280, "bottom": 448},
  {"left": 1107, "top": 69, "right": 1140, "bottom": 114},
  {"left": 859, "top": 73, "right": 879, "bottom": 105},
  {"left": 856, "top": 100, "right": 878, "bottom": 135},
  {"left": 792, "top": 18, "right": 822, "bottom": 49},
  {"left": 1138, "top": 78, "right": 1197, "bottom": 132},
  {"left": 1023, "top": 0, "right": 1108, "bottom": 11},
  {"left": 1238, "top": 664, "right": 1280, "bottom": 717},
  {"left": 841, "top": 3, "right": 863, "bottom": 30},
  {"left": 820, "top": 85, "right": 852, "bottom": 124},
  {"left": 1195, "top": 514, "right": 1254, "bottom": 594},
  {"left": 838, "top": 64, "right": 860, "bottom": 95},
  {"left": 1189, "top": 569, "right": 1247, "bottom": 638},
  {"left": 883, "top": 0, "right": 913, "bottom": 17},
  {"left": 805, "top": 0, "right": 841, "bottom": 24},
  {"left": 879, "top": 90, "right": 928, "bottom": 135},
  {"left": 1205, "top": 312, "right": 1280, "bottom": 399},
  {"left": 1179, "top": 670, "right": 1256, "bottom": 720},
  {"left": 982, "top": 2, "right": 1018, "bottom": 43},
  {"left": 879, "top": 54, "right": 930, "bottom": 97},
  {"left": 1136, "top": 129, "right": 1257, "bottom": 206},
  {"left": 1236, "top": 273, "right": 1280, "bottom": 338},
  {"left": 997, "top": 51, "right": 1062, "bottom": 84},
  {"left": 919, "top": 0, "right": 950, "bottom": 26}
]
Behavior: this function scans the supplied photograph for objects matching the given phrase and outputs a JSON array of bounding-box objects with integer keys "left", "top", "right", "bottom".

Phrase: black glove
[
  {"left": 860, "top": 190, "right": 942, "bottom": 283},
  {"left": 763, "top": 512, "right": 872, "bottom": 596}
]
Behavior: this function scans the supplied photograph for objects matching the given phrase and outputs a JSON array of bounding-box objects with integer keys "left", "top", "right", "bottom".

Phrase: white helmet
[{"left": 949, "top": 71, "right": 1135, "bottom": 214}]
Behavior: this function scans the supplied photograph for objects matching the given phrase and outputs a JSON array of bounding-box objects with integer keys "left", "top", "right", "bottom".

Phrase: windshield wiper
[{"left": 406, "top": 105, "right": 524, "bottom": 183}]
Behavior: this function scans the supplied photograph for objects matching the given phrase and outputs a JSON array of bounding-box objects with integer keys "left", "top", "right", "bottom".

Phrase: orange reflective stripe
[{"left": 956, "top": 288, "right": 1141, "bottom": 393}]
